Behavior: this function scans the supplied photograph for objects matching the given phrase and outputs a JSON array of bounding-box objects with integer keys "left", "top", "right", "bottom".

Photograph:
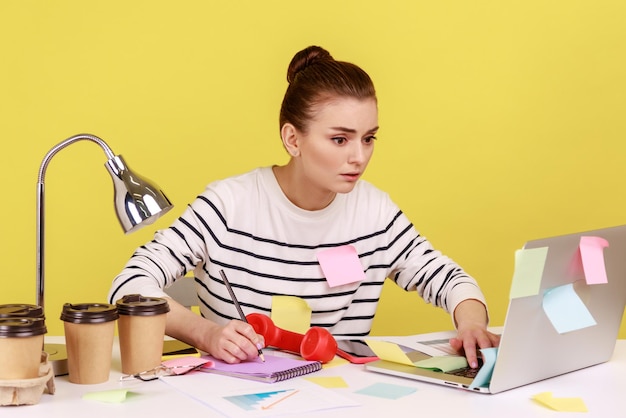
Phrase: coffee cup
[
  {"left": 61, "top": 303, "right": 118, "bottom": 384},
  {"left": 0, "top": 304, "right": 44, "bottom": 320},
  {"left": 116, "top": 294, "right": 170, "bottom": 375},
  {"left": 0, "top": 317, "right": 47, "bottom": 380}
]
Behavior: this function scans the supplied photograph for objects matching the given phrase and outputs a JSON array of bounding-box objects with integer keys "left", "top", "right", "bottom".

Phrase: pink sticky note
[
  {"left": 579, "top": 236, "right": 609, "bottom": 285},
  {"left": 162, "top": 356, "right": 212, "bottom": 374},
  {"left": 316, "top": 245, "right": 366, "bottom": 287}
]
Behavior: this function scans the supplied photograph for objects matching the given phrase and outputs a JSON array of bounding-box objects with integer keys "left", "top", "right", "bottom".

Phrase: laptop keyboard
[
  {"left": 448, "top": 367, "right": 481, "bottom": 378},
  {"left": 447, "top": 358, "right": 483, "bottom": 378}
]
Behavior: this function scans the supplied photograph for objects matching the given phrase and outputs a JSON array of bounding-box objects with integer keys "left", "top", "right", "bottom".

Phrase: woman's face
[{"left": 295, "top": 96, "right": 378, "bottom": 197}]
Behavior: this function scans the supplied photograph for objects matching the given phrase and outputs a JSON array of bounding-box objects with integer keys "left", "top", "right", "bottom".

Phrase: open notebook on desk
[
  {"left": 366, "top": 224, "right": 626, "bottom": 394},
  {"left": 199, "top": 354, "right": 322, "bottom": 383}
]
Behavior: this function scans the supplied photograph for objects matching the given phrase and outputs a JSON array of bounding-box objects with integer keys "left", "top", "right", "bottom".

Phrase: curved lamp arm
[{"left": 36, "top": 133, "right": 173, "bottom": 310}]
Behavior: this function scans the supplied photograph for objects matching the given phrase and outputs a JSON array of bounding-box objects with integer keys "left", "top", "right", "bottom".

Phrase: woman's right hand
[
  {"left": 163, "top": 298, "right": 265, "bottom": 364},
  {"left": 204, "top": 319, "right": 266, "bottom": 363}
]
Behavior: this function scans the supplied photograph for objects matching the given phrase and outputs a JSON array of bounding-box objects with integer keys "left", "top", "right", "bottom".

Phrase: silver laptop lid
[{"left": 489, "top": 224, "right": 626, "bottom": 393}]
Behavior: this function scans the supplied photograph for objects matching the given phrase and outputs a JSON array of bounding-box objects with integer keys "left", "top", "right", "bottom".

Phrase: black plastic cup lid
[
  {"left": 60, "top": 303, "right": 119, "bottom": 324},
  {"left": 0, "top": 317, "right": 47, "bottom": 338},
  {"left": 0, "top": 304, "right": 44, "bottom": 319},
  {"left": 115, "top": 294, "right": 170, "bottom": 316}
]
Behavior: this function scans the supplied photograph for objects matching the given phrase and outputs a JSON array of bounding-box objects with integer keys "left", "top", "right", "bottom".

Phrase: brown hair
[{"left": 279, "top": 46, "right": 377, "bottom": 133}]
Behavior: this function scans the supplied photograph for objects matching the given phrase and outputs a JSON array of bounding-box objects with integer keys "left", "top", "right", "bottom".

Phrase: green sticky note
[
  {"left": 82, "top": 389, "right": 129, "bottom": 403},
  {"left": 510, "top": 247, "right": 548, "bottom": 299},
  {"left": 413, "top": 355, "right": 468, "bottom": 372},
  {"left": 356, "top": 382, "right": 416, "bottom": 400}
]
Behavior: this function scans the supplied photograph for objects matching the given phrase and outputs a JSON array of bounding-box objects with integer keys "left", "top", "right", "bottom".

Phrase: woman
[{"left": 108, "top": 45, "right": 500, "bottom": 368}]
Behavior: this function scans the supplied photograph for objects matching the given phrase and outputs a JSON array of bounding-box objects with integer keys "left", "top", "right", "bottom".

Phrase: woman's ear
[{"left": 280, "top": 123, "right": 300, "bottom": 157}]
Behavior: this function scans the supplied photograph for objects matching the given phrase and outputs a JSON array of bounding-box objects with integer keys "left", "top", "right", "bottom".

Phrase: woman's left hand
[{"left": 449, "top": 299, "right": 501, "bottom": 368}]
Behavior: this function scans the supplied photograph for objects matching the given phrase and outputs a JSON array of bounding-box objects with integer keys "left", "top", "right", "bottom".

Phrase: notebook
[
  {"left": 199, "top": 354, "right": 322, "bottom": 383},
  {"left": 366, "top": 224, "right": 626, "bottom": 394}
]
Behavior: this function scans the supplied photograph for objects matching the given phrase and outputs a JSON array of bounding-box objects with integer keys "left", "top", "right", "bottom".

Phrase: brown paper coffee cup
[
  {"left": 0, "top": 304, "right": 44, "bottom": 319},
  {"left": 0, "top": 317, "right": 47, "bottom": 380},
  {"left": 61, "top": 303, "right": 118, "bottom": 384},
  {"left": 116, "top": 295, "right": 170, "bottom": 375}
]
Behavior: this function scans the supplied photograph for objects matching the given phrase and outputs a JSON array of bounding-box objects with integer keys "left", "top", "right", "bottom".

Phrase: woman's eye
[
  {"left": 331, "top": 137, "right": 347, "bottom": 145},
  {"left": 363, "top": 136, "right": 377, "bottom": 144}
]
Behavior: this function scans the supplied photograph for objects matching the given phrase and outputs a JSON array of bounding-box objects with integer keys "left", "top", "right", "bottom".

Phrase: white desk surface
[{"left": 5, "top": 337, "right": 626, "bottom": 418}]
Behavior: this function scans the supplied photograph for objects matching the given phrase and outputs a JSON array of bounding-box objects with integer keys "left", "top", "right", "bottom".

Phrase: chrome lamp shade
[
  {"left": 106, "top": 154, "right": 173, "bottom": 233},
  {"left": 36, "top": 133, "right": 173, "bottom": 375}
]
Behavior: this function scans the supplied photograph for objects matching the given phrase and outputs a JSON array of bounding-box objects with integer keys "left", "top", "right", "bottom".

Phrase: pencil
[{"left": 219, "top": 269, "right": 265, "bottom": 362}]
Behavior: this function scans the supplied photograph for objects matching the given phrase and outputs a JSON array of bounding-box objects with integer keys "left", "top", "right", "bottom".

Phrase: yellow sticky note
[
  {"left": 365, "top": 340, "right": 414, "bottom": 366},
  {"left": 532, "top": 391, "right": 588, "bottom": 412},
  {"left": 82, "top": 389, "right": 129, "bottom": 403},
  {"left": 322, "top": 356, "right": 349, "bottom": 368},
  {"left": 271, "top": 296, "right": 311, "bottom": 334},
  {"left": 304, "top": 376, "right": 349, "bottom": 388}
]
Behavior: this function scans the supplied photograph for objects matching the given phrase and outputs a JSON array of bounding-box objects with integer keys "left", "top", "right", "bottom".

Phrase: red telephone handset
[{"left": 246, "top": 313, "right": 337, "bottom": 363}]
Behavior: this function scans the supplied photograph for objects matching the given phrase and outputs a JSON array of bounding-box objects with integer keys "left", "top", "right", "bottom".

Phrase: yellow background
[{"left": 1, "top": 1, "right": 624, "bottom": 338}]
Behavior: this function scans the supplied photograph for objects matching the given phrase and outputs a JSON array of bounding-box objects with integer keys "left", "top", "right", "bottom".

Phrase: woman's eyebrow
[{"left": 329, "top": 126, "right": 379, "bottom": 134}]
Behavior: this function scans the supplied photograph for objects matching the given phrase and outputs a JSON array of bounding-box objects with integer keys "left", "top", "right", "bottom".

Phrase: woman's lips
[{"left": 341, "top": 172, "right": 361, "bottom": 181}]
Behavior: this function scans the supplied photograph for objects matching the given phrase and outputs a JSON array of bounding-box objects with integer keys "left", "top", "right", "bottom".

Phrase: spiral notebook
[{"left": 199, "top": 354, "right": 322, "bottom": 383}]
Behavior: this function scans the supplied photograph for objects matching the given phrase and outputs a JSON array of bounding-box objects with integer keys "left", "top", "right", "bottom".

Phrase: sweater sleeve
[
  {"left": 107, "top": 190, "right": 217, "bottom": 304},
  {"left": 387, "top": 210, "right": 487, "bottom": 321}
]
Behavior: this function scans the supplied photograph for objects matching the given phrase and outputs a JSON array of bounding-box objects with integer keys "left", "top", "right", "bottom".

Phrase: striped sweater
[{"left": 108, "top": 166, "right": 485, "bottom": 336}]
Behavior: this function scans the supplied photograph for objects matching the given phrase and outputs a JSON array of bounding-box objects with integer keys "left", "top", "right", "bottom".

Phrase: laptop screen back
[{"left": 488, "top": 224, "right": 626, "bottom": 393}]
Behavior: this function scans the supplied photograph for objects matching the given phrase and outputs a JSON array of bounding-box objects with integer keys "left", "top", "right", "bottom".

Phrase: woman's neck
[{"left": 272, "top": 164, "right": 336, "bottom": 211}]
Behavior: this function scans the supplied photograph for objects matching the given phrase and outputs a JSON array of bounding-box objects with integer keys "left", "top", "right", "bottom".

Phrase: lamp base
[{"left": 44, "top": 343, "right": 68, "bottom": 376}]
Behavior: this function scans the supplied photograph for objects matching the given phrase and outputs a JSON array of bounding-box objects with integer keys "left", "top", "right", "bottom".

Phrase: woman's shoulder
[
  {"left": 205, "top": 167, "right": 269, "bottom": 192},
  {"left": 338, "top": 179, "right": 401, "bottom": 218},
  {"left": 351, "top": 178, "right": 394, "bottom": 204}
]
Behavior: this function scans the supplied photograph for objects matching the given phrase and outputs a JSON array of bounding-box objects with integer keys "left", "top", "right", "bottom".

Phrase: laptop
[{"left": 366, "top": 224, "right": 626, "bottom": 394}]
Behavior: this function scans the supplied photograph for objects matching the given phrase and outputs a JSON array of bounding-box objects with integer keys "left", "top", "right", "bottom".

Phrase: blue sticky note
[
  {"left": 542, "top": 283, "right": 596, "bottom": 333},
  {"left": 355, "top": 382, "right": 417, "bottom": 400},
  {"left": 469, "top": 347, "right": 498, "bottom": 390}
]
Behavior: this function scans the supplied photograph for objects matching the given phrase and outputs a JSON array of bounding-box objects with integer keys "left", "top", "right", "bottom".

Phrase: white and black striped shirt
[{"left": 108, "top": 167, "right": 485, "bottom": 337}]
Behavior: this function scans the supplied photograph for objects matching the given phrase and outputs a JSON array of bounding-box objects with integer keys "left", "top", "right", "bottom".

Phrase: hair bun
[{"left": 286, "top": 45, "right": 334, "bottom": 84}]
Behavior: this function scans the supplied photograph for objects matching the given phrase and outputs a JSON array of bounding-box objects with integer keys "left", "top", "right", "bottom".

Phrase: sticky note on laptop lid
[
  {"left": 542, "top": 283, "right": 597, "bottom": 333},
  {"left": 579, "top": 236, "right": 609, "bottom": 285},
  {"left": 509, "top": 247, "right": 548, "bottom": 299}
]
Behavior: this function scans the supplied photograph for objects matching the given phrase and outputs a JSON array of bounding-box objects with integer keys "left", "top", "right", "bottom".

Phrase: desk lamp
[{"left": 36, "top": 133, "right": 173, "bottom": 375}]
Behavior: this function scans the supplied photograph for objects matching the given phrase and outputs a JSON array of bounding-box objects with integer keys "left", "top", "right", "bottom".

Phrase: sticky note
[
  {"left": 82, "top": 389, "right": 129, "bottom": 403},
  {"left": 322, "top": 356, "right": 349, "bottom": 368},
  {"left": 509, "top": 247, "right": 548, "bottom": 299},
  {"left": 532, "top": 391, "right": 588, "bottom": 412},
  {"left": 304, "top": 376, "right": 349, "bottom": 388},
  {"left": 365, "top": 339, "right": 415, "bottom": 366},
  {"left": 271, "top": 295, "right": 311, "bottom": 334},
  {"left": 355, "top": 382, "right": 417, "bottom": 400},
  {"left": 413, "top": 356, "right": 468, "bottom": 372},
  {"left": 316, "top": 245, "right": 366, "bottom": 287},
  {"left": 579, "top": 236, "right": 609, "bottom": 284},
  {"left": 542, "top": 283, "right": 596, "bottom": 333},
  {"left": 469, "top": 347, "right": 498, "bottom": 390},
  {"left": 162, "top": 356, "right": 212, "bottom": 374}
]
